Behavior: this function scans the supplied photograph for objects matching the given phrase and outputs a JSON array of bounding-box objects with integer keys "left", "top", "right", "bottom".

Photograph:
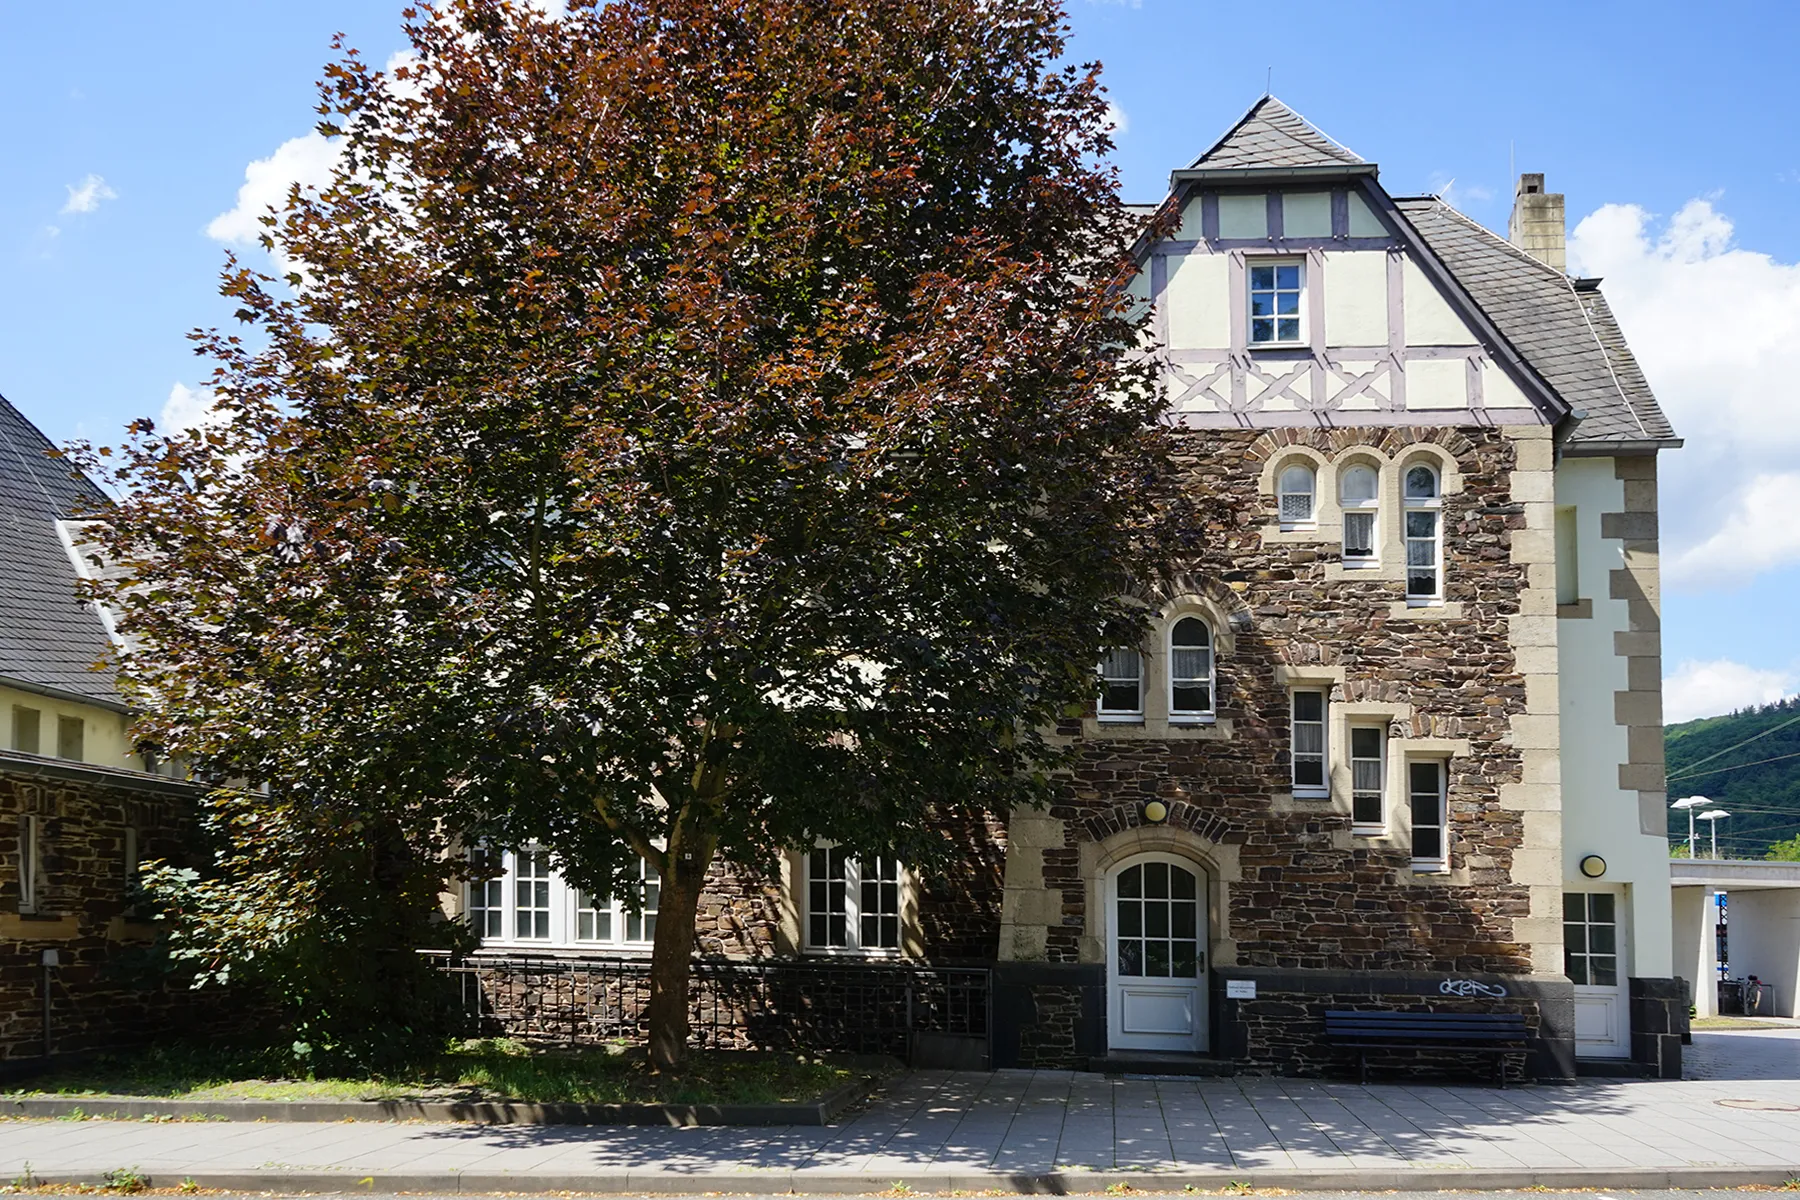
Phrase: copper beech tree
[{"left": 75, "top": 0, "right": 1189, "bottom": 1067}]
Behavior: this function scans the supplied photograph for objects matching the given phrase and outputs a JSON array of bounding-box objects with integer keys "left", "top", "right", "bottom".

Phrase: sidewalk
[{"left": 4, "top": 1030, "right": 1799, "bottom": 1194}]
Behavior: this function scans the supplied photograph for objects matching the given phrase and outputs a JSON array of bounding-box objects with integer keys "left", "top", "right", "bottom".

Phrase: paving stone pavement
[{"left": 2, "top": 1031, "right": 1797, "bottom": 1192}]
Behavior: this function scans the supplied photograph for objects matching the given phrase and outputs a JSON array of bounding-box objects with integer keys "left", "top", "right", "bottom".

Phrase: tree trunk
[{"left": 644, "top": 850, "right": 708, "bottom": 1069}]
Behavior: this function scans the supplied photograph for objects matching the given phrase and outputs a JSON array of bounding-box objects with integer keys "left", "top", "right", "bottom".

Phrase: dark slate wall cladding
[{"left": 0, "top": 767, "right": 223, "bottom": 1061}]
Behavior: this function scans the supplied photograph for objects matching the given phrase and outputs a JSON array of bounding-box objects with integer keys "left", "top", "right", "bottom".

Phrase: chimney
[{"left": 1508, "top": 172, "right": 1566, "bottom": 272}]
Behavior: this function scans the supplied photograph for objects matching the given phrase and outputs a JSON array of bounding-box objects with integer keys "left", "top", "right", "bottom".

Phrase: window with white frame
[
  {"left": 806, "top": 846, "right": 901, "bottom": 952},
  {"left": 1349, "top": 726, "right": 1385, "bottom": 832},
  {"left": 1340, "top": 464, "right": 1379, "bottom": 563},
  {"left": 1290, "top": 689, "right": 1327, "bottom": 794},
  {"left": 1248, "top": 261, "right": 1303, "bottom": 345},
  {"left": 1409, "top": 760, "right": 1448, "bottom": 870},
  {"left": 1276, "top": 463, "right": 1316, "bottom": 529},
  {"left": 1403, "top": 463, "right": 1442, "bottom": 600},
  {"left": 467, "top": 850, "right": 661, "bottom": 948},
  {"left": 467, "top": 847, "right": 505, "bottom": 938},
  {"left": 1563, "top": 892, "right": 1619, "bottom": 986},
  {"left": 514, "top": 848, "right": 553, "bottom": 939},
  {"left": 576, "top": 858, "right": 659, "bottom": 943},
  {"left": 1097, "top": 647, "right": 1143, "bottom": 720},
  {"left": 18, "top": 814, "right": 39, "bottom": 914},
  {"left": 1169, "top": 618, "right": 1215, "bottom": 720}
]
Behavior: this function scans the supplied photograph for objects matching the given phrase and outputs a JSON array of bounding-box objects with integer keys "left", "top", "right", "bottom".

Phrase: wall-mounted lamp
[
  {"left": 1579, "top": 854, "right": 1607, "bottom": 879},
  {"left": 1143, "top": 800, "right": 1169, "bottom": 824}
]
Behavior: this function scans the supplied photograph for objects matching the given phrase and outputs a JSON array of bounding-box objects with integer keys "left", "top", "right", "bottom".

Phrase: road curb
[
  {"left": 1, "top": 1077, "right": 872, "bottom": 1128},
  {"left": 19, "top": 1164, "right": 1800, "bottom": 1193}
]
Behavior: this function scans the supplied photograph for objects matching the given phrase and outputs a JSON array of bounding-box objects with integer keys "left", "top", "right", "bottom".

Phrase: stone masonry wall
[
  {"left": 1003, "top": 424, "right": 1558, "bottom": 987},
  {"left": 0, "top": 762, "right": 218, "bottom": 1062}
]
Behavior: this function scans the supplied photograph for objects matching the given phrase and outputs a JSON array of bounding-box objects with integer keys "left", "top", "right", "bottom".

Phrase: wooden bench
[{"left": 1324, "top": 1009, "right": 1529, "bottom": 1086}]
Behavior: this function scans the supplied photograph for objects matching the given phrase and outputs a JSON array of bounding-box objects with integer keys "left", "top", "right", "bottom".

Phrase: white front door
[
  {"left": 1566, "top": 888, "right": 1629, "bottom": 1058},
  {"left": 1107, "top": 855, "right": 1208, "bottom": 1053}
]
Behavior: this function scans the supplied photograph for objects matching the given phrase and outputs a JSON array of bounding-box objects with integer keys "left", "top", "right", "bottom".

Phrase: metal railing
[{"left": 422, "top": 950, "right": 990, "bottom": 1061}]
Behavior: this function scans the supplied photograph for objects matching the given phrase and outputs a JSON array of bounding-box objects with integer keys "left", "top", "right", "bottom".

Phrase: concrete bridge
[{"left": 1672, "top": 857, "right": 1800, "bottom": 1018}]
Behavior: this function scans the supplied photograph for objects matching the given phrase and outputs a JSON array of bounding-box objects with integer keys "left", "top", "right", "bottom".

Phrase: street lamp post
[
  {"left": 1671, "top": 796, "right": 1711, "bottom": 858},
  {"left": 1699, "top": 809, "right": 1731, "bottom": 859}
]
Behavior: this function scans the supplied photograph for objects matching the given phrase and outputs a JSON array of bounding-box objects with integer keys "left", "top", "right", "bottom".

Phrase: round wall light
[
  {"left": 1143, "top": 800, "right": 1169, "bottom": 824},
  {"left": 1579, "top": 854, "right": 1607, "bottom": 879}
]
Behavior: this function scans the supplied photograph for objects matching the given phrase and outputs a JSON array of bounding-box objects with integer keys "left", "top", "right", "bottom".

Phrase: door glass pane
[
  {"left": 1590, "top": 893, "right": 1615, "bottom": 923},
  {"left": 1146, "top": 941, "right": 1170, "bottom": 977},
  {"left": 1591, "top": 956, "right": 1618, "bottom": 987},
  {"left": 1118, "top": 866, "right": 1141, "bottom": 899},
  {"left": 1144, "top": 862, "right": 1168, "bottom": 899},
  {"left": 1118, "top": 939, "right": 1143, "bottom": 976},
  {"left": 1118, "top": 900, "right": 1141, "bottom": 936}
]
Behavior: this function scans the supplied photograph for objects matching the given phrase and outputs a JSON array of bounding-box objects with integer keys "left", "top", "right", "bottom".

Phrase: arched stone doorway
[{"left": 1105, "top": 853, "right": 1209, "bottom": 1052}]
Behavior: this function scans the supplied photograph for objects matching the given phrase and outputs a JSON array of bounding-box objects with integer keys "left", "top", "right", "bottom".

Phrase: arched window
[
  {"left": 1168, "top": 617, "right": 1215, "bottom": 719},
  {"left": 1277, "top": 463, "right": 1317, "bottom": 529},
  {"left": 1403, "top": 462, "right": 1442, "bottom": 600},
  {"left": 1340, "top": 463, "right": 1379, "bottom": 564},
  {"left": 1098, "top": 648, "right": 1143, "bottom": 720}
]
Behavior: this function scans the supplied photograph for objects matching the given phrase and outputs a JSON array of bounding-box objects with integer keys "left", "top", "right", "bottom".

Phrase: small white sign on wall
[{"left": 1225, "top": 979, "right": 1256, "bottom": 1000}]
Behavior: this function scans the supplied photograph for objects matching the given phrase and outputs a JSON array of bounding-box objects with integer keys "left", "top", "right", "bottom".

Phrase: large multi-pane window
[
  {"left": 1291, "top": 689, "right": 1327, "bottom": 795},
  {"left": 514, "top": 848, "right": 553, "bottom": 940},
  {"left": 1340, "top": 464, "right": 1379, "bottom": 564},
  {"left": 1098, "top": 648, "right": 1143, "bottom": 720},
  {"left": 1564, "top": 892, "right": 1619, "bottom": 986},
  {"left": 1409, "top": 760, "right": 1448, "bottom": 870},
  {"left": 1248, "top": 261, "right": 1304, "bottom": 345},
  {"left": 806, "top": 846, "right": 901, "bottom": 953},
  {"left": 1169, "top": 618, "right": 1215, "bottom": 720},
  {"left": 575, "top": 860, "right": 660, "bottom": 944},
  {"left": 1403, "top": 464, "right": 1442, "bottom": 600},
  {"left": 466, "top": 850, "right": 658, "bottom": 948},
  {"left": 1350, "top": 727, "right": 1385, "bottom": 831}
]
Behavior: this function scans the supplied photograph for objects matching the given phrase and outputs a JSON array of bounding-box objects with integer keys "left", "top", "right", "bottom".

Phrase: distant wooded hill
[{"left": 1664, "top": 696, "right": 1800, "bottom": 858}]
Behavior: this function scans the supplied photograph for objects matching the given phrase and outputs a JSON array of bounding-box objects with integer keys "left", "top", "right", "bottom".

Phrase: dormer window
[{"left": 1249, "top": 261, "right": 1303, "bottom": 345}]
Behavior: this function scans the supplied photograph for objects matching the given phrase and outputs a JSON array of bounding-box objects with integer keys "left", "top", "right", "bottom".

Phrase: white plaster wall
[
  {"left": 1483, "top": 362, "right": 1534, "bottom": 409},
  {"left": 1176, "top": 196, "right": 1206, "bottom": 242},
  {"left": 1404, "top": 358, "right": 1466, "bottom": 410},
  {"left": 1283, "top": 191, "right": 1331, "bottom": 237},
  {"left": 1, "top": 684, "right": 137, "bottom": 769},
  {"left": 1218, "top": 193, "right": 1265, "bottom": 239},
  {"left": 1556, "top": 457, "right": 1674, "bottom": 978},
  {"left": 1671, "top": 885, "right": 1720, "bottom": 1017},
  {"left": 1401, "top": 259, "right": 1475, "bottom": 346},
  {"left": 1722, "top": 889, "right": 1800, "bottom": 1018},
  {"left": 1321, "top": 251, "right": 1385, "bottom": 346},
  {"left": 1163, "top": 253, "right": 1229, "bottom": 348}
]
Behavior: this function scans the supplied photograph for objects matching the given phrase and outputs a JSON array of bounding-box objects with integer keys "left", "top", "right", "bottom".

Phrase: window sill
[
  {"left": 1353, "top": 825, "right": 1386, "bottom": 837},
  {"left": 1410, "top": 861, "right": 1450, "bottom": 874},
  {"left": 1342, "top": 558, "right": 1378, "bottom": 569},
  {"left": 801, "top": 947, "right": 908, "bottom": 959},
  {"left": 1168, "top": 715, "right": 1217, "bottom": 727},
  {"left": 1278, "top": 522, "right": 1319, "bottom": 534},
  {"left": 1389, "top": 600, "right": 1463, "bottom": 621},
  {"left": 1292, "top": 787, "right": 1331, "bottom": 801},
  {"left": 1095, "top": 714, "right": 1145, "bottom": 725},
  {"left": 1405, "top": 596, "right": 1445, "bottom": 607}
]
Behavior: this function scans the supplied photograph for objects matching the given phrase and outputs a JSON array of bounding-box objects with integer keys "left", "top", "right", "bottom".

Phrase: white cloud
[
  {"left": 206, "top": 133, "right": 341, "bottom": 248},
  {"left": 1664, "top": 658, "right": 1799, "bottom": 724},
  {"left": 1104, "top": 102, "right": 1129, "bottom": 137},
  {"left": 160, "top": 382, "right": 220, "bottom": 434},
  {"left": 61, "top": 173, "right": 117, "bottom": 214},
  {"left": 1570, "top": 199, "right": 1800, "bottom": 589}
]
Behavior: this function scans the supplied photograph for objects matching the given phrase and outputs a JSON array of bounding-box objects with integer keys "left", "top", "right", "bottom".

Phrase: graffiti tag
[{"left": 1439, "top": 979, "right": 1509, "bottom": 999}]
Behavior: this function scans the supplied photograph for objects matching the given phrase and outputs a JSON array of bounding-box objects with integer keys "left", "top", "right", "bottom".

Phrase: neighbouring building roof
[
  {"left": 1394, "top": 197, "right": 1677, "bottom": 446},
  {"left": 0, "top": 393, "right": 122, "bottom": 706},
  {"left": 1189, "top": 95, "right": 1364, "bottom": 171}
]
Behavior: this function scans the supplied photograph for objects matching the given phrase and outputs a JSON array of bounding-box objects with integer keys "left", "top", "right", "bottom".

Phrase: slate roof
[
  {"left": 1394, "top": 198, "right": 1677, "bottom": 445},
  {"left": 0, "top": 393, "right": 122, "bottom": 705},
  {"left": 1190, "top": 95, "right": 1363, "bottom": 170}
]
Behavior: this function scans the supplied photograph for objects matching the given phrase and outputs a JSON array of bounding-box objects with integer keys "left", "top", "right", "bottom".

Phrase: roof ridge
[{"left": 1189, "top": 94, "right": 1363, "bottom": 170}]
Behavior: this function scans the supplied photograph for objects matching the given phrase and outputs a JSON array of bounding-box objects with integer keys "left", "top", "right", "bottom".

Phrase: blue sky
[{"left": 4, "top": 0, "right": 1798, "bottom": 722}]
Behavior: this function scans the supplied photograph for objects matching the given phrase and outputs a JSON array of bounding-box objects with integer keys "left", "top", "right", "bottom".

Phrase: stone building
[
  {"left": 0, "top": 393, "right": 206, "bottom": 1063},
  {"left": 454, "top": 99, "right": 1681, "bottom": 1079}
]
